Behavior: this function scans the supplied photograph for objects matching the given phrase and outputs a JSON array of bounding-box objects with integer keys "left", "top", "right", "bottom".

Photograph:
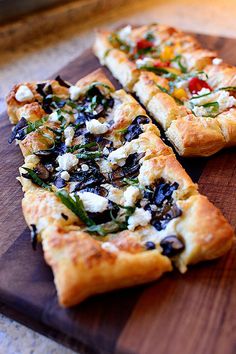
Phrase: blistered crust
[
  {"left": 166, "top": 114, "right": 226, "bottom": 156},
  {"left": 42, "top": 225, "right": 172, "bottom": 307},
  {"left": 176, "top": 195, "right": 234, "bottom": 269}
]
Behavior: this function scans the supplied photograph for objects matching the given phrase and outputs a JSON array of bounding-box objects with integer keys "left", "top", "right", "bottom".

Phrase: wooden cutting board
[{"left": 0, "top": 33, "right": 235, "bottom": 354}]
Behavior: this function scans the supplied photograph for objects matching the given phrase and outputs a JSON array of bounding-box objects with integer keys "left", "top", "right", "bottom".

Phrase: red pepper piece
[
  {"left": 188, "top": 77, "right": 212, "bottom": 94},
  {"left": 137, "top": 39, "right": 153, "bottom": 50},
  {"left": 154, "top": 60, "right": 170, "bottom": 68}
]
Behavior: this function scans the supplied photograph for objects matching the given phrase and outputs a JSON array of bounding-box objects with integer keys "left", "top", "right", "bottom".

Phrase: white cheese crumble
[
  {"left": 103, "top": 147, "right": 110, "bottom": 155},
  {"left": 102, "top": 184, "right": 124, "bottom": 205},
  {"left": 69, "top": 85, "right": 82, "bottom": 101},
  {"left": 15, "top": 85, "right": 34, "bottom": 102},
  {"left": 60, "top": 171, "right": 70, "bottom": 181},
  {"left": 123, "top": 186, "right": 141, "bottom": 207},
  {"left": 108, "top": 142, "right": 138, "bottom": 166},
  {"left": 136, "top": 57, "right": 155, "bottom": 68},
  {"left": 64, "top": 126, "right": 75, "bottom": 147},
  {"left": 101, "top": 242, "right": 118, "bottom": 254},
  {"left": 190, "top": 88, "right": 236, "bottom": 116},
  {"left": 128, "top": 208, "right": 152, "bottom": 231},
  {"left": 77, "top": 192, "right": 108, "bottom": 213},
  {"left": 48, "top": 111, "right": 59, "bottom": 122},
  {"left": 118, "top": 25, "right": 132, "bottom": 42},
  {"left": 81, "top": 163, "right": 89, "bottom": 172},
  {"left": 212, "top": 57, "right": 223, "bottom": 65},
  {"left": 86, "top": 119, "right": 109, "bottom": 135},
  {"left": 57, "top": 153, "right": 78, "bottom": 171}
]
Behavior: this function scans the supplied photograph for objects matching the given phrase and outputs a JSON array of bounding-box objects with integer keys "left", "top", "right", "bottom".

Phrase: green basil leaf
[
  {"left": 26, "top": 117, "right": 48, "bottom": 134},
  {"left": 67, "top": 142, "right": 97, "bottom": 153},
  {"left": 139, "top": 65, "right": 177, "bottom": 80},
  {"left": 171, "top": 55, "right": 187, "bottom": 73},
  {"left": 56, "top": 190, "right": 94, "bottom": 226},
  {"left": 22, "top": 167, "right": 51, "bottom": 190},
  {"left": 76, "top": 151, "right": 102, "bottom": 160},
  {"left": 218, "top": 86, "right": 236, "bottom": 92},
  {"left": 156, "top": 84, "right": 169, "bottom": 93}
]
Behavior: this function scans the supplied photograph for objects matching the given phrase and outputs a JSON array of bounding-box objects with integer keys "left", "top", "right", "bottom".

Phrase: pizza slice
[
  {"left": 7, "top": 69, "right": 234, "bottom": 307},
  {"left": 94, "top": 24, "right": 236, "bottom": 156}
]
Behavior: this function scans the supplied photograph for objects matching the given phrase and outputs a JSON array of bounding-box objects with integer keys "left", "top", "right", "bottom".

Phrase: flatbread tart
[
  {"left": 6, "top": 69, "right": 234, "bottom": 307},
  {"left": 94, "top": 24, "right": 236, "bottom": 156}
]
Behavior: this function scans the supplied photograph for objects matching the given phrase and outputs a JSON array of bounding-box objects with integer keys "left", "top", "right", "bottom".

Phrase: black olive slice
[
  {"left": 55, "top": 75, "right": 71, "bottom": 88},
  {"left": 160, "top": 235, "right": 185, "bottom": 257},
  {"left": 124, "top": 115, "right": 150, "bottom": 142},
  {"left": 34, "top": 163, "right": 50, "bottom": 180},
  {"left": 30, "top": 224, "right": 38, "bottom": 251},
  {"left": 8, "top": 117, "right": 28, "bottom": 143},
  {"left": 145, "top": 241, "right": 156, "bottom": 250}
]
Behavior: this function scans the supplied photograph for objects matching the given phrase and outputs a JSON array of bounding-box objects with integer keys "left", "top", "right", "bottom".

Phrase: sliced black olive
[
  {"left": 36, "top": 83, "right": 47, "bottom": 97},
  {"left": 79, "top": 186, "right": 108, "bottom": 197},
  {"left": 160, "top": 235, "right": 185, "bottom": 257},
  {"left": 34, "top": 163, "right": 50, "bottom": 180},
  {"left": 8, "top": 117, "right": 28, "bottom": 143},
  {"left": 154, "top": 181, "right": 179, "bottom": 206},
  {"left": 109, "top": 153, "right": 144, "bottom": 186},
  {"left": 55, "top": 75, "right": 71, "bottom": 88},
  {"left": 145, "top": 241, "right": 156, "bottom": 250},
  {"left": 30, "top": 224, "right": 38, "bottom": 251},
  {"left": 124, "top": 115, "right": 150, "bottom": 142},
  {"left": 61, "top": 213, "right": 68, "bottom": 220},
  {"left": 53, "top": 175, "right": 67, "bottom": 189},
  {"left": 71, "top": 163, "right": 105, "bottom": 191}
]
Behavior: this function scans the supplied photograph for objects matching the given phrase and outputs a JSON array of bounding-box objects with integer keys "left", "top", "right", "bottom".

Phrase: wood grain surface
[{"left": 0, "top": 33, "right": 235, "bottom": 354}]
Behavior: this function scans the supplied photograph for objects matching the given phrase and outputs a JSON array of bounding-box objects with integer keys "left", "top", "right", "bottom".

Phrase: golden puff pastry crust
[
  {"left": 42, "top": 225, "right": 172, "bottom": 307},
  {"left": 166, "top": 114, "right": 226, "bottom": 157},
  {"left": 6, "top": 69, "right": 234, "bottom": 307}
]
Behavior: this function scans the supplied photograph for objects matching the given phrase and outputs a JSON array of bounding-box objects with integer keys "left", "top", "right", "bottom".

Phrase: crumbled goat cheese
[
  {"left": 108, "top": 142, "right": 138, "bottom": 166},
  {"left": 15, "top": 85, "right": 34, "bottom": 102},
  {"left": 190, "top": 88, "right": 236, "bottom": 116},
  {"left": 128, "top": 208, "right": 152, "bottom": 231},
  {"left": 136, "top": 57, "right": 155, "bottom": 68},
  {"left": 64, "top": 126, "right": 75, "bottom": 147},
  {"left": 101, "top": 242, "right": 118, "bottom": 254},
  {"left": 49, "top": 111, "right": 59, "bottom": 122},
  {"left": 57, "top": 153, "right": 78, "bottom": 171},
  {"left": 86, "top": 119, "right": 109, "bottom": 135},
  {"left": 102, "top": 184, "right": 124, "bottom": 205},
  {"left": 123, "top": 186, "right": 141, "bottom": 207},
  {"left": 103, "top": 147, "right": 110, "bottom": 155},
  {"left": 60, "top": 171, "right": 70, "bottom": 181},
  {"left": 77, "top": 192, "right": 108, "bottom": 213},
  {"left": 118, "top": 25, "right": 132, "bottom": 42},
  {"left": 81, "top": 164, "right": 89, "bottom": 172},
  {"left": 69, "top": 85, "right": 82, "bottom": 101},
  {"left": 212, "top": 57, "right": 223, "bottom": 65}
]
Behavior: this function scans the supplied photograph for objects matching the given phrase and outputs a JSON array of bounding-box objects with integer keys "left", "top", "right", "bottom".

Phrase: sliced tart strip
[
  {"left": 7, "top": 69, "right": 234, "bottom": 307},
  {"left": 94, "top": 24, "right": 236, "bottom": 156}
]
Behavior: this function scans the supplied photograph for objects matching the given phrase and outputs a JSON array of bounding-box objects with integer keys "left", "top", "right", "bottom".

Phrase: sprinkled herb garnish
[
  {"left": 109, "top": 33, "right": 131, "bottom": 52},
  {"left": 22, "top": 167, "right": 52, "bottom": 190},
  {"left": 67, "top": 142, "right": 97, "bottom": 153},
  {"left": 171, "top": 55, "right": 187, "bottom": 73},
  {"left": 76, "top": 151, "right": 102, "bottom": 160},
  {"left": 56, "top": 190, "right": 95, "bottom": 226},
  {"left": 201, "top": 101, "right": 219, "bottom": 117},
  {"left": 156, "top": 84, "right": 169, "bottom": 93},
  {"left": 218, "top": 86, "right": 236, "bottom": 92},
  {"left": 139, "top": 65, "right": 177, "bottom": 79},
  {"left": 26, "top": 117, "right": 48, "bottom": 134}
]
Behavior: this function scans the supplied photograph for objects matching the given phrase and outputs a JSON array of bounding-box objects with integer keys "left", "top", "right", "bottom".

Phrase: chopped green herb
[
  {"left": 139, "top": 65, "right": 177, "bottom": 80},
  {"left": 67, "top": 142, "right": 97, "bottom": 153},
  {"left": 22, "top": 167, "right": 51, "bottom": 190},
  {"left": 88, "top": 81, "right": 112, "bottom": 92},
  {"left": 26, "top": 117, "right": 48, "bottom": 134},
  {"left": 171, "top": 55, "right": 187, "bottom": 73},
  {"left": 76, "top": 151, "right": 102, "bottom": 160},
  {"left": 156, "top": 84, "right": 169, "bottom": 93},
  {"left": 145, "top": 32, "right": 155, "bottom": 42},
  {"left": 56, "top": 190, "right": 94, "bottom": 226},
  {"left": 218, "top": 86, "right": 236, "bottom": 92},
  {"left": 201, "top": 101, "right": 219, "bottom": 116}
]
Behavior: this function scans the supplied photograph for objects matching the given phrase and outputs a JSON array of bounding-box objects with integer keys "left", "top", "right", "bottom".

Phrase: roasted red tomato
[{"left": 188, "top": 77, "right": 212, "bottom": 94}]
